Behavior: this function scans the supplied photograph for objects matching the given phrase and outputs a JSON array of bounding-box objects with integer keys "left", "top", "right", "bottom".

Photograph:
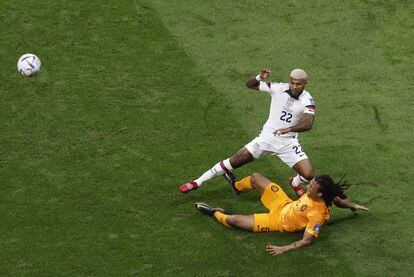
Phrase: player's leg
[
  {"left": 290, "top": 158, "right": 314, "bottom": 197},
  {"left": 194, "top": 147, "right": 254, "bottom": 186},
  {"left": 195, "top": 202, "right": 255, "bottom": 231},
  {"left": 250, "top": 172, "right": 272, "bottom": 194},
  {"left": 216, "top": 212, "right": 274, "bottom": 233},
  {"left": 292, "top": 158, "right": 313, "bottom": 181},
  {"left": 222, "top": 148, "right": 257, "bottom": 194},
  {"left": 225, "top": 215, "right": 254, "bottom": 231},
  {"left": 232, "top": 172, "right": 272, "bottom": 194},
  {"left": 278, "top": 140, "right": 313, "bottom": 197},
  {"left": 180, "top": 147, "right": 254, "bottom": 193},
  {"left": 228, "top": 147, "right": 255, "bottom": 168},
  {"left": 227, "top": 174, "right": 290, "bottom": 233},
  {"left": 222, "top": 139, "right": 271, "bottom": 194}
]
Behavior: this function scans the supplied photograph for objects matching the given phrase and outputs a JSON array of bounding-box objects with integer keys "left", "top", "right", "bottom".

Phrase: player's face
[
  {"left": 289, "top": 77, "right": 307, "bottom": 96},
  {"left": 306, "top": 179, "right": 321, "bottom": 199}
]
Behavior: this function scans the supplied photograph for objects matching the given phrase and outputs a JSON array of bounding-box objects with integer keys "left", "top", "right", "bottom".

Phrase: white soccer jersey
[{"left": 258, "top": 81, "right": 315, "bottom": 138}]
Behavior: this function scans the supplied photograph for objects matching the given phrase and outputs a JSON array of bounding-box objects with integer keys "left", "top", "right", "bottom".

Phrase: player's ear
[{"left": 317, "top": 192, "right": 323, "bottom": 197}]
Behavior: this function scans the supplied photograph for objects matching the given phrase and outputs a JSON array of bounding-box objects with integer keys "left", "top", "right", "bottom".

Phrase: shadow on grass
[{"left": 325, "top": 212, "right": 361, "bottom": 226}]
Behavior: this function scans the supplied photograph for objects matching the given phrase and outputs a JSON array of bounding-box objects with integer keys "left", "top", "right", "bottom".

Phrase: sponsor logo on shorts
[
  {"left": 300, "top": 205, "right": 308, "bottom": 212},
  {"left": 270, "top": 185, "right": 279, "bottom": 192},
  {"left": 257, "top": 225, "right": 270, "bottom": 232},
  {"left": 313, "top": 224, "right": 321, "bottom": 233}
]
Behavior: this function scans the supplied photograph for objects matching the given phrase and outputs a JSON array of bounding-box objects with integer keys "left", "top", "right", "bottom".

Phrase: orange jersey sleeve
[{"left": 305, "top": 211, "right": 326, "bottom": 238}]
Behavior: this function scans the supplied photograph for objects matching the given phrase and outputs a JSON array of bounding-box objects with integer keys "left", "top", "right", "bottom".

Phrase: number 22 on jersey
[{"left": 280, "top": 111, "right": 292, "bottom": 123}]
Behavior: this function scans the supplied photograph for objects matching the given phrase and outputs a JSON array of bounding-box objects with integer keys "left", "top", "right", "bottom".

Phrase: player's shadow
[
  {"left": 325, "top": 212, "right": 361, "bottom": 226},
  {"left": 174, "top": 185, "right": 248, "bottom": 201},
  {"left": 172, "top": 185, "right": 262, "bottom": 216}
]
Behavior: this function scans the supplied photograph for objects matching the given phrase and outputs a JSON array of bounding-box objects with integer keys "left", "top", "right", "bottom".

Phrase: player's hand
[
  {"left": 273, "top": 128, "right": 290, "bottom": 136},
  {"left": 351, "top": 204, "right": 369, "bottom": 212},
  {"left": 260, "top": 69, "right": 270, "bottom": 80},
  {"left": 266, "top": 244, "right": 286, "bottom": 256}
]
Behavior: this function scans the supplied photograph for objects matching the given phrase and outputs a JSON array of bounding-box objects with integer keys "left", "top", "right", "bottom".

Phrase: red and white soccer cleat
[
  {"left": 288, "top": 177, "right": 305, "bottom": 198},
  {"left": 179, "top": 181, "right": 199, "bottom": 193}
]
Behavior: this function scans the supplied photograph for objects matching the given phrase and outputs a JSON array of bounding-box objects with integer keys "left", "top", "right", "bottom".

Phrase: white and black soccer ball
[{"left": 17, "top": 53, "right": 41, "bottom": 77}]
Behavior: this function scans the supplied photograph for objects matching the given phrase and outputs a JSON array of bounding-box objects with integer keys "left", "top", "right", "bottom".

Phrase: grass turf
[{"left": 0, "top": 0, "right": 413, "bottom": 275}]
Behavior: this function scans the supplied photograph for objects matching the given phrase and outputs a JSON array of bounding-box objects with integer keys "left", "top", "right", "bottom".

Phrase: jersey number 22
[{"left": 280, "top": 111, "right": 292, "bottom": 122}]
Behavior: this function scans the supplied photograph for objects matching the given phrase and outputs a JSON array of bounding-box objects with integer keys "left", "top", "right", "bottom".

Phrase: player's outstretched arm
[
  {"left": 333, "top": 197, "right": 369, "bottom": 212},
  {"left": 266, "top": 231, "right": 313, "bottom": 256},
  {"left": 245, "top": 69, "right": 270, "bottom": 90}
]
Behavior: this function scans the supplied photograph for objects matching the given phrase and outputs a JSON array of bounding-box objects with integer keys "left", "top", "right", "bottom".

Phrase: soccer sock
[
  {"left": 291, "top": 174, "right": 310, "bottom": 187},
  {"left": 194, "top": 158, "right": 233, "bottom": 187},
  {"left": 213, "top": 211, "right": 231, "bottom": 228},
  {"left": 234, "top": 176, "right": 254, "bottom": 191},
  {"left": 194, "top": 171, "right": 215, "bottom": 187}
]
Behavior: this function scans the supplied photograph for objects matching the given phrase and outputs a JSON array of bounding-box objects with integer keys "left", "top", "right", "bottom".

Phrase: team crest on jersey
[
  {"left": 300, "top": 205, "right": 308, "bottom": 212},
  {"left": 313, "top": 224, "right": 321, "bottom": 233},
  {"left": 286, "top": 98, "right": 295, "bottom": 107},
  {"left": 271, "top": 185, "right": 279, "bottom": 192}
]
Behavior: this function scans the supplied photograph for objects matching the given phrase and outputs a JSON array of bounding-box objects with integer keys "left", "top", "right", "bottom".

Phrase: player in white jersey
[{"left": 180, "top": 68, "right": 315, "bottom": 197}]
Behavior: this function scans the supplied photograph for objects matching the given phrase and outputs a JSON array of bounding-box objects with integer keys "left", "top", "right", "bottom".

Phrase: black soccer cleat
[
  {"left": 195, "top": 202, "right": 226, "bottom": 216},
  {"left": 223, "top": 171, "right": 241, "bottom": 195}
]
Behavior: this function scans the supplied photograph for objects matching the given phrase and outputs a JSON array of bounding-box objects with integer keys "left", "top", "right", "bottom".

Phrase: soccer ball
[{"left": 17, "top": 54, "right": 41, "bottom": 77}]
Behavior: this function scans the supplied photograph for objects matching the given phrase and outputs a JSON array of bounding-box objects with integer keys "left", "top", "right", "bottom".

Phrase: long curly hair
[{"left": 315, "top": 175, "right": 349, "bottom": 207}]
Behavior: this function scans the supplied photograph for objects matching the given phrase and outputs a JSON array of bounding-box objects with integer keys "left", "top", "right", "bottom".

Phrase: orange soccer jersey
[
  {"left": 254, "top": 183, "right": 330, "bottom": 237},
  {"left": 278, "top": 194, "right": 330, "bottom": 237}
]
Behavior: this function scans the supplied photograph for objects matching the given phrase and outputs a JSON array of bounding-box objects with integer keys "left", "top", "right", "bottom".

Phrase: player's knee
[
  {"left": 226, "top": 216, "right": 240, "bottom": 227},
  {"left": 301, "top": 171, "right": 314, "bottom": 181},
  {"left": 250, "top": 172, "right": 263, "bottom": 185},
  {"left": 231, "top": 149, "right": 253, "bottom": 168}
]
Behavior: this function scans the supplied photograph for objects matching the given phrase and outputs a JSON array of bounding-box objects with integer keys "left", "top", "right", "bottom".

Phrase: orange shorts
[{"left": 254, "top": 183, "right": 293, "bottom": 233}]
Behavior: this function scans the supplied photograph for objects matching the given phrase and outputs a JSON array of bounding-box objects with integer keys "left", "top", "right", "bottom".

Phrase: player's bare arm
[
  {"left": 245, "top": 69, "right": 270, "bottom": 90},
  {"left": 266, "top": 231, "right": 313, "bottom": 256},
  {"left": 333, "top": 197, "right": 370, "bottom": 212},
  {"left": 274, "top": 113, "right": 314, "bottom": 136}
]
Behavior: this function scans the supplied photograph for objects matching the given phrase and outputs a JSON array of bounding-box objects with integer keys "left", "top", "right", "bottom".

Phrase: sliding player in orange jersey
[{"left": 195, "top": 172, "right": 369, "bottom": 256}]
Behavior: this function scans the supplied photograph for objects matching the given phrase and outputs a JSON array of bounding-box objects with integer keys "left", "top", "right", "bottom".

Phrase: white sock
[
  {"left": 194, "top": 159, "right": 233, "bottom": 187},
  {"left": 291, "top": 175, "right": 309, "bottom": 187},
  {"left": 222, "top": 158, "right": 233, "bottom": 171}
]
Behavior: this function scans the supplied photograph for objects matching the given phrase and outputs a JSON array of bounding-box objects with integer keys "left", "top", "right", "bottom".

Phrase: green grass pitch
[{"left": 1, "top": 0, "right": 413, "bottom": 275}]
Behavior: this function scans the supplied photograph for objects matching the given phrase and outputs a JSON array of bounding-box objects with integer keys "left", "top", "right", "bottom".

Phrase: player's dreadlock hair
[{"left": 315, "top": 175, "right": 349, "bottom": 208}]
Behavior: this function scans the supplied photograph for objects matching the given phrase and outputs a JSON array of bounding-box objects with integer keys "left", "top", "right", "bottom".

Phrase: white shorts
[{"left": 245, "top": 134, "right": 308, "bottom": 168}]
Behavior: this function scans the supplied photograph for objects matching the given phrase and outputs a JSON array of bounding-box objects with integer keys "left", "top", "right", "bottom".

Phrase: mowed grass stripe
[{"left": 0, "top": 1, "right": 243, "bottom": 275}]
